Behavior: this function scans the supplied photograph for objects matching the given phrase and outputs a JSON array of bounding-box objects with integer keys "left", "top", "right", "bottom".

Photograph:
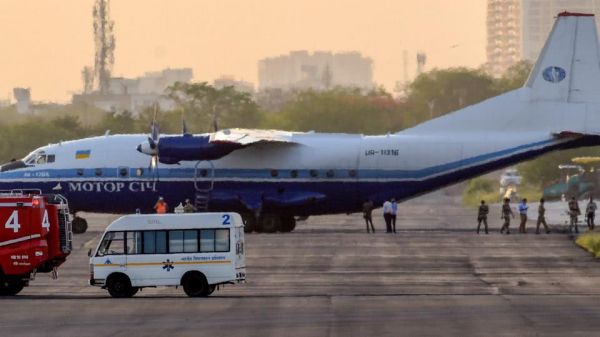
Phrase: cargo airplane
[{"left": 1, "top": 12, "right": 600, "bottom": 233}]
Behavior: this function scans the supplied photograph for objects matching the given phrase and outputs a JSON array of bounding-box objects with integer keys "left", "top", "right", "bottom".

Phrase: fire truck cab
[{"left": 0, "top": 190, "right": 72, "bottom": 295}]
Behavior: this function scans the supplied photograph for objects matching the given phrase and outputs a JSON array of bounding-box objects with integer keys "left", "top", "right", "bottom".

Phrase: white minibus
[{"left": 89, "top": 213, "right": 245, "bottom": 298}]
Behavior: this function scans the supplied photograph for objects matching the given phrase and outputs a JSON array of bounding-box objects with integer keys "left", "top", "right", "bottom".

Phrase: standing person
[
  {"left": 500, "top": 198, "right": 514, "bottom": 234},
  {"left": 154, "top": 196, "right": 168, "bottom": 214},
  {"left": 536, "top": 198, "right": 551, "bottom": 234},
  {"left": 585, "top": 196, "right": 597, "bottom": 230},
  {"left": 362, "top": 199, "right": 375, "bottom": 233},
  {"left": 568, "top": 196, "right": 581, "bottom": 233},
  {"left": 183, "top": 198, "right": 197, "bottom": 213},
  {"left": 391, "top": 198, "right": 398, "bottom": 233},
  {"left": 382, "top": 199, "right": 393, "bottom": 233},
  {"left": 518, "top": 198, "right": 529, "bottom": 234},
  {"left": 477, "top": 200, "right": 489, "bottom": 234}
]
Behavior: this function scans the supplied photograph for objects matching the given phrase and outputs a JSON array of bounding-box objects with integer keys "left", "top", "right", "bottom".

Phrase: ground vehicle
[
  {"left": 543, "top": 160, "right": 600, "bottom": 200},
  {"left": 89, "top": 212, "right": 246, "bottom": 298},
  {"left": 500, "top": 168, "right": 522, "bottom": 187},
  {"left": 0, "top": 190, "right": 72, "bottom": 295}
]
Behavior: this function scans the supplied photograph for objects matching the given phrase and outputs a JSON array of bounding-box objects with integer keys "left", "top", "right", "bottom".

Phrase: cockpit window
[{"left": 24, "top": 151, "right": 55, "bottom": 165}]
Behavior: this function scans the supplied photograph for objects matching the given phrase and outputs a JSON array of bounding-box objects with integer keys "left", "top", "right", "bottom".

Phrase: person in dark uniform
[
  {"left": 568, "top": 196, "right": 581, "bottom": 233},
  {"left": 500, "top": 198, "right": 514, "bottom": 234},
  {"left": 477, "top": 200, "right": 489, "bottom": 234},
  {"left": 362, "top": 199, "right": 375, "bottom": 233},
  {"left": 183, "top": 198, "right": 197, "bottom": 213},
  {"left": 536, "top": 198, "right": 550, "bottom": 234},
  {"left": 585, "top": 196, "right": 597, "bottom": 230}
]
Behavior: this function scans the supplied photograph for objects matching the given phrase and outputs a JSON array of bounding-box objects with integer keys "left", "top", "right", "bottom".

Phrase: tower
[{"left": 93, "top": 0, "right": 115, "bottom": 94}]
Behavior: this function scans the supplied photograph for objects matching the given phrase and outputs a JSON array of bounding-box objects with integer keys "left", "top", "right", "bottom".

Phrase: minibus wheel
[
  {"left": 182, "top": 272, "right": 211, "bottom": 297},
  {"left": 106, "top": 273, "right": 135, "bottom": 298}
]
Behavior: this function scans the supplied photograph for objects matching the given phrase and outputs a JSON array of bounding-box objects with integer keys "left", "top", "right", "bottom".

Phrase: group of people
[
  {"left": 362, "top": 198, "right": 398, "bottom": 233},
  {"left": 477, "top": 196, "right": 597, "bottom": 234},
  {"left": 153, "top": 197, "right": 198, "bottom": 214}
]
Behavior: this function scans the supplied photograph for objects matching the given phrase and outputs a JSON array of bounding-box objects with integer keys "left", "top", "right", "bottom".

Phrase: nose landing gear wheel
[{"left": 72, "top": 216, "right": 88, "bottom": 234}]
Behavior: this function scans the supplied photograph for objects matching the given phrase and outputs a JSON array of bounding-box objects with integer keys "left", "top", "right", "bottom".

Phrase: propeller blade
[
  {"left": 182, "top": 118, "right": 188, "bottom": 135},
  {"left": 213, "top": 117, "right": 219, "bottom": 132},
  {"left": 151, "top": 103, "right": 160, "bottom": 141},
  {"left": 148, "top": 137, "right": 157, "bottom": 150}
]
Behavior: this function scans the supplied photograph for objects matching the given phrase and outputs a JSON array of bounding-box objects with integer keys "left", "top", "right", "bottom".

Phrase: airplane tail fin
[{"left": 525, "top": 12, "right": 600, "bottom": 103}]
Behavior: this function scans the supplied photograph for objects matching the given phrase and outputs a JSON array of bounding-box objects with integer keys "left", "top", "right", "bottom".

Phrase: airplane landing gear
[
  {"left": 71, "top": 215, "right": 88, "bottom": 234},
  {"left": 242, "top": 214, "right": 296, "bottom": 233}
]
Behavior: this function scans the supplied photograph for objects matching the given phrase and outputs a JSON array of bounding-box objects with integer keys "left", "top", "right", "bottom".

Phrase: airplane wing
[{"left": 209, "top": 128, "right": 298, "bottom": 146}]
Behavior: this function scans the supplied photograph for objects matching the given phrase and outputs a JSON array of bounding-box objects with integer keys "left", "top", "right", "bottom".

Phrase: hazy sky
[{"left": 0, "top": 0, "right": 486, "bottom": 102}]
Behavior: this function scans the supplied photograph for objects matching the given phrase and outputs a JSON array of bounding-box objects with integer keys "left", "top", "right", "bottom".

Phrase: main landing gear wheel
[
  {"left": 279, "top": 216, "right": 296, "bottom": 232},
  {"left": 0, "top": 277, "right": 25, "bottom": 296},
  {"left": 259, "top": 214, "right": 280, "bottom": 233},
  {"left": 242, "top": 214, "right": 257, "bottom": 233},
  {"left": 72, "top": 216, "right": 88, "bottom": 234}
]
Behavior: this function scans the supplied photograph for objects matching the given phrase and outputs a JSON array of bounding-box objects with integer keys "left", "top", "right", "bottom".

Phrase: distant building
[
  {"left": 258, "top": 51, "right": 373, "bottom": 91},
  {"left": 13, "top": 88, "right": 32, "bottom": 114},
  {"left": 213, "top": 76, "right": 255, "bottom": 95},
  {"left": 521, "top": 0, "right": 600, "bottom": 62},
  {"left": 487, "top": 0, "right": 600, "bottom": 77},
  {"left": 72, "top": 68, "right": 193, "bottom": 115}
]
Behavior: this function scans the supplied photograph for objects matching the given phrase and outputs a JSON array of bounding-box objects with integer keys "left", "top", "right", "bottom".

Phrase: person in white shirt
[{"left": 382, "top": 199, "right": 393, "bottom": 233}]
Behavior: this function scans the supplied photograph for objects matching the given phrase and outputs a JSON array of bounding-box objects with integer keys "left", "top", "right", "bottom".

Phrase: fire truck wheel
[
  {"left": 0, "top": 277, "right": 25, "bottom": 296},
  {"left": 72, "top": 216, "right": 88, "bottom": 234},
  {"left": 182, "top": 271, "right": 212, "bottom": 297},
  {"left": 106, "top": 273, "right": 134, "bottom": 298}
]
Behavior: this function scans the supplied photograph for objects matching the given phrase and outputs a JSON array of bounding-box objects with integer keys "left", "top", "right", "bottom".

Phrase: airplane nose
[{"left": 136, "top": 144, "right": 142, "bottom": 153}]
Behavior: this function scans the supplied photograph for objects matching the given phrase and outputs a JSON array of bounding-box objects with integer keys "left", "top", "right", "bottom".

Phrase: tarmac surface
[{"left": 2, "top": 190, "right": 600, "bottom": 337}]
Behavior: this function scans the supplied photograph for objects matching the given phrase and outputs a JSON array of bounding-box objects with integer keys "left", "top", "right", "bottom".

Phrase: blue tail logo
[{"left": 543, "top": 66, "right": 566, "bottom": 83}]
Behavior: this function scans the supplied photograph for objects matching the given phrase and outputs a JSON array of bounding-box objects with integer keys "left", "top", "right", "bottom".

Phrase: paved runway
[{"left": 2, "top": 192, "right": 600, "bottom": 336}]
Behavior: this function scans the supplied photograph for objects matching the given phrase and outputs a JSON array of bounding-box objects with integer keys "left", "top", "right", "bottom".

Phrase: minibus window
[
  {"left": 143, "top": 231, "right": 156, "bottom": 254},
  {"left": 200, "top": 230, "right": 215, "bottom": 252},
  {"left": 215, "top": 229, "right": 230, "bottom": 252},
  {"left": 156, "top": 231, "right": 167, "bottom": 254},
  {"left": 169, "top": 230, "right": 184, "bottom": 253},
  {"left": 97, "top": 231, "right": 125, "bottom": 256},
  {"left": 184, "top": 230, "right": 198, "bottom": 253},
  {"left": 127, "top": 231, "right": 142, "bottom": 255}
]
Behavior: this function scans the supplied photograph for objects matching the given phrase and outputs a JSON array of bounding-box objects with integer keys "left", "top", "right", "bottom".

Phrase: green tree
[
  {"left": 266, "top": 87, "right": 406, "bottom": 134},
  {"left": 404, "top": 68, "right": 498, "bottom": 127},
  {"left": 166, "top": 82, "right": 261, "bottom": 133}
]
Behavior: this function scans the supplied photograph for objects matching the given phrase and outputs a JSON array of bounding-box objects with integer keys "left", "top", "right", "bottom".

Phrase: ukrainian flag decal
[{"left": 75, "top": 150, "right": 91, "bottom": 159}]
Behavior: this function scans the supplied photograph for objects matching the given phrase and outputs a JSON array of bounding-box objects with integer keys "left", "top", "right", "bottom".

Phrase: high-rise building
[
  {"left": 486, "top": 0, "right": 522, "bottom": 77},
  {"left": 487, "top": 0, "right": 600, "bottom": 77},
  {"left": 258, "top": 51, "right": 373, "bottom": 91}
]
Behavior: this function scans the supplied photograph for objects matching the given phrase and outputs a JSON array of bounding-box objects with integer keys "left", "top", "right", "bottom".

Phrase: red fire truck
[{"left": 0, "top": 190, "right": 72, "bottom": 295}]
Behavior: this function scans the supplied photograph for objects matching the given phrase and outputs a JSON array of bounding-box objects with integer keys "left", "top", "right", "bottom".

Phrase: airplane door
[{"left": 194, "top": 161, "right": 215, "bottom": 192}]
